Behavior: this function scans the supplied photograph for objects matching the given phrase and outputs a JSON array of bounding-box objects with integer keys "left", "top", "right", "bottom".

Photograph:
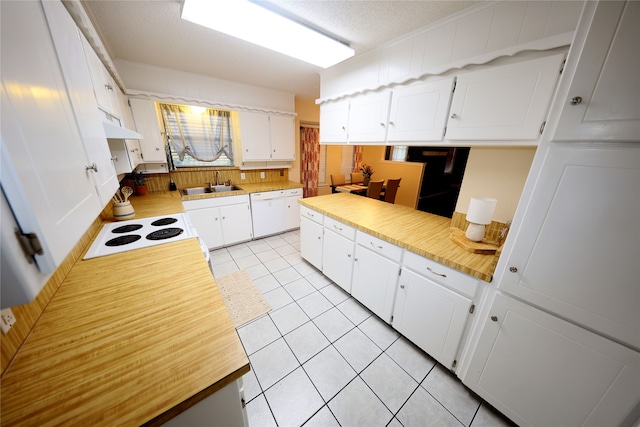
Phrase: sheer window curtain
[
  {"left": 354, "top": 145, "right": 363, "bottom": 172},
  {"left": 301, "top": 126, "right": 320, "bottom": 198},
  {"left": 160, "top": 103, "right": 233, "bottom": 163}
]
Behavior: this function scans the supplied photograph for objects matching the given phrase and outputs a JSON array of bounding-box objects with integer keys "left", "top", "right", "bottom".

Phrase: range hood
[{"left": 102, "top": 120, "right": 143, "bottom": 140}]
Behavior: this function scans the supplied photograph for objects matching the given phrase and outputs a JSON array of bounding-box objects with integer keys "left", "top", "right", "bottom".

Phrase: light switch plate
[
  {"left": 241, "top": 173, "right": 246, "bottom": 180},
  {"left": 260, "top": 172, "right": 265, "bottom": 179},
  {"left": 1, "top": 308, "right": 16, "bottom": 334}
]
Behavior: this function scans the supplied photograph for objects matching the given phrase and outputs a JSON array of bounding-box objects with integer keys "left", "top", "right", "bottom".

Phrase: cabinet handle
[
  {"left": 570, "top": 96, "right": 583, "bottom": 105},
  {"left": 341, "top": 126, "right": 346, "bottom": 131},
  {"left": 156, "top": 147, "right": 160, "bottom": 151},
  {"left": 111, "top": 156, "right": 118, "bottom": 162},
  {"left": 400, "top": 284, "right": 405, "bottom": 289},
  {"left": 389, "top": 121, "right": 394, "bottom": 126},
  {"left": 380, "top": 122, "right": 385, "bottom": 127},
  {"left": 426, "top": 267, "right": 446, "bottom": 278},
  {"left": 491, "top": 316, "right": 498, "bottom": 322},
  {"left": 450, "top": 113, "right": 458, "bottom": 119},
  {"left": 317, "top": 236, "right": 321, "bottom": 240},
  {"left": 85, "top": 163, "right": 98, "bottom": 172},
  {"left": 369, "top": 241, "right": 383, "bottom": 249},
  {"left": 509, "top": 266, "right": 518, "bottom": 273},
  {"left": 333, "top": 224, "right": 343, "bottom": 231},
  {"left": 347, "top": 254, "right": 351, "bottom": 258}
]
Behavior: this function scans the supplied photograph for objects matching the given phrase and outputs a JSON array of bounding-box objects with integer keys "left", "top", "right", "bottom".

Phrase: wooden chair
[
  {"left": 330, "top": 174, "right": 346, "bottom": 193},
  {"left": 366, "top": 180, "right": 384, "bottom": 199},
  {"left": 383, "top": 178, "right": 402, "bottom": 203},
  {"left": 350, "top": 172, "right": 364, "bottom": 184}
]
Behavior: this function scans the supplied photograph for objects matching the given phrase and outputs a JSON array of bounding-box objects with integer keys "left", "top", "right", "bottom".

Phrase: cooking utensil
[{"left": 121, "top": 186, "right": 133, "bottom": 202}]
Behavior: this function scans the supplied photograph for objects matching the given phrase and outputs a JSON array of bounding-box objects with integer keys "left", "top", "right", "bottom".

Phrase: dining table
[{"left": 334, "top": 182, "right": 386, "bottom": 196}]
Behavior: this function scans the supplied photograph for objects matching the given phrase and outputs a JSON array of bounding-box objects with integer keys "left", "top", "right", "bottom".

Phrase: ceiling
[{"left": 82, "top": 0, "right": 480, "bottom": 101}]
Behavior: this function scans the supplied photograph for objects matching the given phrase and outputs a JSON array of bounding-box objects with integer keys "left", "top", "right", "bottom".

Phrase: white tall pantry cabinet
[{"left": 460, "top": 2, "right": 640, "bottom": 426}]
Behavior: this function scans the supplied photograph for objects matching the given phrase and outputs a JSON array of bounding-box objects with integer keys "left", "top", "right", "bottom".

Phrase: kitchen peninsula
[{"left": 0, "top": 192, "right": 249, "bottom": 426}]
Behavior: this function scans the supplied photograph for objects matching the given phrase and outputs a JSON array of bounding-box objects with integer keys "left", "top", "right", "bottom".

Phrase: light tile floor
[{"left": 210, "top": 230, "right": 515, "bottom": 427}]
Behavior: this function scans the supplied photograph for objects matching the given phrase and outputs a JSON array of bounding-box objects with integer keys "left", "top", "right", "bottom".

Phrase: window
[
  {"left": 159, "top": 103, "right": 237, "bottom": 168},
  {"left": 385, "top": 145, "right": 408, "bottom": 162},
  {"left": 340, "top": 145, "right": 355, "bottom": 177}
]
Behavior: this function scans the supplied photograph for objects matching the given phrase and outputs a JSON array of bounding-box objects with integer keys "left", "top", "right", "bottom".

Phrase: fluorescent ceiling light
[{"left": 181, "top": 0, "right": 354, "bottom": 68}]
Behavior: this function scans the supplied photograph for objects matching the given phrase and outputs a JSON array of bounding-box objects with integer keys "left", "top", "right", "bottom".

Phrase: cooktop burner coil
[
  {"left": 146, "top": 227, "right": 184, "bottom": 240},
  {"left": 150, "top": 217, "right": 178, "bottom": 227},
  {"left": 106, "top": 235, "right": 142, "bottom": 247},
  {"left": 112, "top": 224, "right": 143, "bottom": 234}
]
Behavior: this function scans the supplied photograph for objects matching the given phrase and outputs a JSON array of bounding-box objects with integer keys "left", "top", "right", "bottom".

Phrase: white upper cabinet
[
  {"left": 554, "top": 1, "right": 640, "bottom": 142},
  {"left": 80, "top": 33, "right": 122, "bottom": 122},
  {"left": 387, "top": 77, "right": 455, "bottom": 143},
  {"left": 319, "top": 98, "right": 349, "bottom": 144},
  {"left": 498, "top": 144, "right": 640, "bottom": 348},
  {"left": 1, "top": 0, "right": 106, "bottom": 275},
  {"left": 129, "top": 98, "right": 167, "bottom": 163},
  {"left": 347, "top": 91, "right": 391, "bottom": 143},
  {"left": 445, "top": 53, "right": 565, "bottom": 141},
  {"left": 239, "top": 112, "right": 295, "bottom": 162}
]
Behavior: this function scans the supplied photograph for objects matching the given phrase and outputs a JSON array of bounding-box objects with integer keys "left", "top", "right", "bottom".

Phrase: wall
[{"left": 456, "top": 147, "right": 537, "bottom": 222}]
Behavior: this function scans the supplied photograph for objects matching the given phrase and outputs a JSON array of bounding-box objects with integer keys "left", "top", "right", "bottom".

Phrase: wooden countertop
[
  {"left": 0, "top": 192, "right": 249, "bottom": 426},
  {"left": 180, "top": 181, "right": 303, "bottom": 201},
  {"left": 300, "top": 193, "right": 498, "bottom": 282}
]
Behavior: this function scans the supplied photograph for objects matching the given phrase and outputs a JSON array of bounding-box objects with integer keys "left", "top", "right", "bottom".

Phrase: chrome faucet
[{"left": 215, "top": 171, "right": 221, "bottom": 186}]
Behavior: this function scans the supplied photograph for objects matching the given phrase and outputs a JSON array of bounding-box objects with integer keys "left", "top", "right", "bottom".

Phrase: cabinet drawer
[
  {"left": 300, "top": 206, "right": 323, "bottom": 225},
  {"left": 356, "top": 231, "right": 403, "bottom": 262},
  {"left": 182, "top": 194, "right": 250, "bottom": 210},
  {"left": 402, "top": 250, "right": 478, "bottom": 299},
  {"left": 286, "top": 188, "right": 303, "bottom": 197},
  {"left": 324, "top": 217, "right": 355, "bottom": 241}
]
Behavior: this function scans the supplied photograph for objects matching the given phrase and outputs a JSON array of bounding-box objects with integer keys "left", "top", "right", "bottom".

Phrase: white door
[
  {"left": 221, "top": 203, "right": 252, "bottom": 245},
  {"left": 44, "top": 0, "right": 118, "bottom": 207},
  {"left": 269, "top": 115, "right": 295, "bottom": 161},
  {"left": 187, "top": 208, "right": 224, "bottom": 250},
  {"left": 348, "top": 91, "right": 391, "bottom": 143},
  {"left": 322, "top": 229, "right": 355, "bottom": 293},
  {"left": 499, "top": 144, "right": 640, "bottom": 348},
  {"left": 239, "top": 111, "right": 271, "bottom": 161},
  {"left": 387, "top": 77, "right": 455, "bottom": 142},
  {"left": 1, "top": 0, "right": 102, "bottom": 274},
  {"left": 285, "top": 192, "right": 302, "bottom": 230},
  {"left": 319, "top": 99, "right": 349, "bottom": 144},
  {"left": 445, "top": 53, "right": 565, "bottom": 141},
  {"left": 352, "top": 245, "right": 400, "bottom": 323},
  {"left": 464, "top": 293, "right": 640, "bottom": 427},
  {"left": 129, "top": 98, "right": 166, "bottom": 163},
  {"left": 300, "top": 217, "right": 323, "bottom": 270},
  {"left": 555, "top": 1, "right": 640, "bottom": 142},
  {"left": 393, "top": 268, "right": 471, "bottom": 369}
]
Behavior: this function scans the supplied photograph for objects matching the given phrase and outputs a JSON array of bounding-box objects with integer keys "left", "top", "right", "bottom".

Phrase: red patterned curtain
[
  {"left": 353, "top": 145, "right": 363, "bottom": 172},
  {"left": 301, "top": 126, "right": 320, "bottom": 198}
]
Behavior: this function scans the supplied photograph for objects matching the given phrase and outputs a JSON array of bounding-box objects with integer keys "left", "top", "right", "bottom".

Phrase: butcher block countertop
[
  {"left": 0, "top": 191, "right": 249, "bottom": 426},
  {"left": 300, "top": 193, "right": 498, "bottom": 282}
]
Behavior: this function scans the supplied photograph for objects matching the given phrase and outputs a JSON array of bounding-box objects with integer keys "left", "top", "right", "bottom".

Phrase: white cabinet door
[
  {"left": 187, "top": 207, "right": 224, "bottom": 250},
  {"left": 43, "top": 0, "right": 118, "bottom": 207},
  {"left": 555, "top": 1, "right": 640, "bottom": 142},
  {"left": 348, "top": 91, "right": 391, "bottom": 143},
  {"left": 319, "top": 99, "right": 349, "bottom": 144},
  {"left": 322, "top": 229, "right": 355, "bottom": 293},
  {"left": 387, "top": 77, "right": 455, "bottom": 142},
  {"left": 393, "top": 268, "right": 472, "bottom": 369},
  {"left": 108, "top": 139, "right": 142, "bottom": 175},
  {"left": 1, "top": 0, "right": 102, "bottom": 274},
  {"left": 300, "top": 217, "right": 323, "bottom": 270},
  {"left": 499, "top": 144, "right": 640, "bottom": 348},
  {"left": 239, "top": 112, "right": 271, "bottom": 161},
  {"left": 220, "top": 203, "right": 252, "bottom": 246},
  {"left": 129, "top": 98, "right": 167, "bottom": 163},
  {"left": 464, "top": 293, "right": 640, "bottom": 427},
  {"left": 352, "top": 245, "right": 400, "bottom": 323},
  {"left": 285, "top": 189, "right": 302, "bottom": 230},
  {"left": 270, "top": 115, "right": 295, "bottom": 161},
  {"left": 79, "top": 33, "right": 121, "bottom": 121},
  {"left": 445, "top": 53, "right": 565, "bottom": 141}
]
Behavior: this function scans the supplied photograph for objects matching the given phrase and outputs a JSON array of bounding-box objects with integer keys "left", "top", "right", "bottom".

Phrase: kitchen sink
[{"left": 181, "top": 185, "right": 241, "bottom": 195}]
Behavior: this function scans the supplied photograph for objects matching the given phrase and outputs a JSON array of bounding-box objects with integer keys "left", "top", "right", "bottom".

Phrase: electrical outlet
[
  {"left": 1, "top": 308, "right": 16, "bottom": 335},
  {"left": 260, "top": 172, "right": 265, "bottom": 179},
  {"left": 240, "top": 173, "right": 246, "bottom": 180}
]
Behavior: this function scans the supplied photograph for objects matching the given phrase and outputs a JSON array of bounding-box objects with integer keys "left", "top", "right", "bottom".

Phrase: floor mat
[{"left": 215, "top": 270, "right": 272, "bottom": 328}]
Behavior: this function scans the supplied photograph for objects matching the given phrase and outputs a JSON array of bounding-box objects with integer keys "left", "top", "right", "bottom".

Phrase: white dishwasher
[{"left": 250, "top": 190, "right": 286, "bottom": 238}]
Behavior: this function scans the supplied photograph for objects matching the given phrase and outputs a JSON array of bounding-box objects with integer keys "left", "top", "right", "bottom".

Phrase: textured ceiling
[{"left": 82, "top": 0, "right": 480, "bottom": 100}]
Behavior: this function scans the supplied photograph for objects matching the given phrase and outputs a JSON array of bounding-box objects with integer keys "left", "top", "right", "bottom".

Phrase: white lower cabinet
[
  {"left": 322, "top": 218, "right": 356, "bottom": 293},
  {"left": 285, "top": 188, "right": 302, "bottom": 230},
  {"left": 393, "top": 263, "right": 474, "bottom": 370},
  {"left": 183, "top": 195, "right": 252, "bottom": 250},
  {"left": 352, "top": 231, "right": 402, "bottom": 323},
  {"left": 464, "top": 293, "right": 640, "bottom": 427},
  {"left": 300, "top": 206, "right": 324, "bottom": 270}
]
